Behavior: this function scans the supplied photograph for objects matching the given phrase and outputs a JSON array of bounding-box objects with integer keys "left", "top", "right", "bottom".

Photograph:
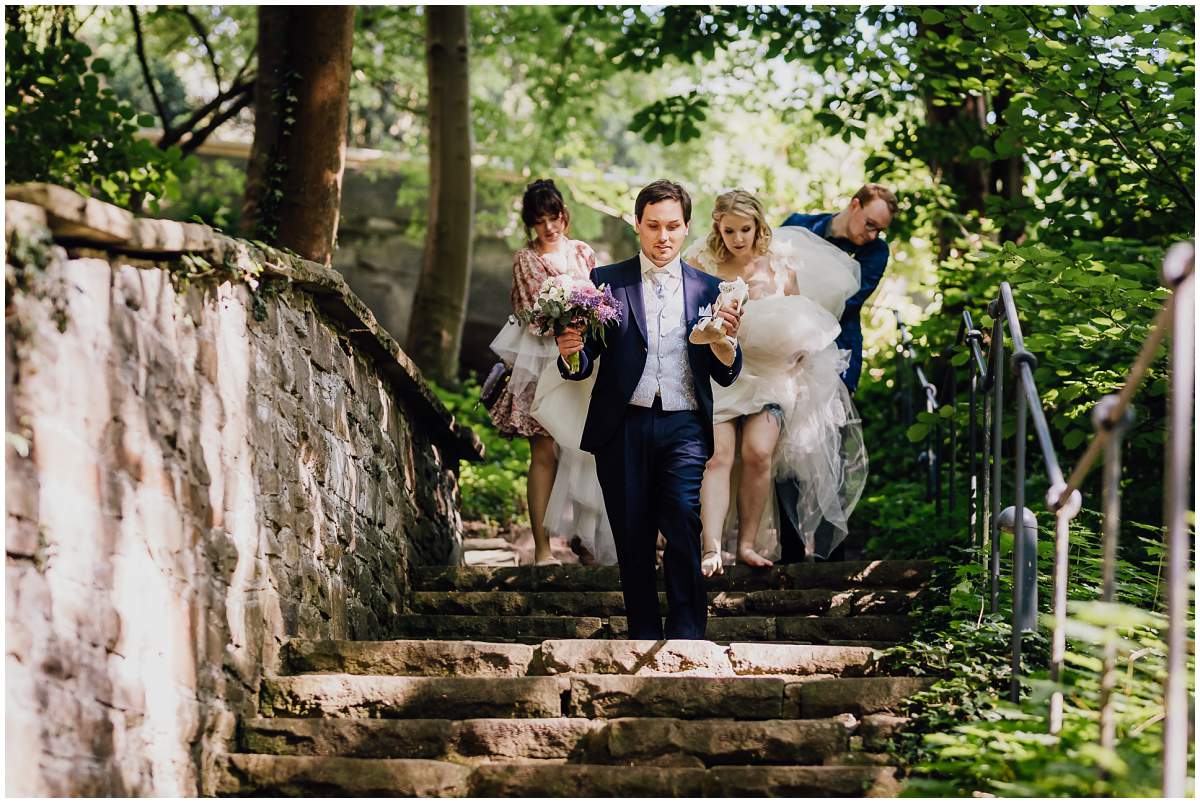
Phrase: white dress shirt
[{"left": 629, "top": 251, "right": 698, "bottom": 411}]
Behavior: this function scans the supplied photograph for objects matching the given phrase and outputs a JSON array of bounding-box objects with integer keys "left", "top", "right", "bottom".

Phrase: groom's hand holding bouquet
[{"left": 518, "top": 275, "right": 621, "bottom": 374}]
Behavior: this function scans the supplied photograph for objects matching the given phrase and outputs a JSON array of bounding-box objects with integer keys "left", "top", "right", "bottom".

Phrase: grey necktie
[{"left": 648, "top": 269, "right": 668, "bottom": 300}]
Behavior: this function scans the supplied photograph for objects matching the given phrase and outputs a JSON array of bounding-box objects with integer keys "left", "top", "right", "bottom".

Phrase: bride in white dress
[
  {"left": 530, "top": 190, "right": 867, "bottom": 572},
  {"left": 685, "top": 190, "right": 867, "bottom": 575}
]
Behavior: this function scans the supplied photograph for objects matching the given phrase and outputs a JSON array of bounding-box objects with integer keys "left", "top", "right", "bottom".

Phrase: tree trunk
[
  {"left": 990, "top": 88, "right": 1027, "bottom": 245},
  {"left": 406, "top": 6, "right": 475, "bottom": 385},
  {"left": 241, "top": 6, "right": 355, "bottom": 265}
]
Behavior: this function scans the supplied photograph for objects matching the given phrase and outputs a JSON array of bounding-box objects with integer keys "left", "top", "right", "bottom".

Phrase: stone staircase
[{"left": 218, "top": 560, "right": 935, "bottom": 797}]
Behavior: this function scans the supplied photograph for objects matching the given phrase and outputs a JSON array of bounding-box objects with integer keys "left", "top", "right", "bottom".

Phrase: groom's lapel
[
  {"left": 621, "top": 258, "right": 648, "bottom": 344},
  {"left": 681, "top": 260, "right": 705, "bottom": 329}
]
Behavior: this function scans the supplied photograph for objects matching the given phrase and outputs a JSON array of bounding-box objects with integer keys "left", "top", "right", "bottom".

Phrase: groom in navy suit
[{"left": 556, "top": 180, "right": 743, "bottom": 639}]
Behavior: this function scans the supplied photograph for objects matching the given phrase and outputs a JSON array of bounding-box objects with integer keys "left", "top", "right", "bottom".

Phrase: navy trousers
[{"left": 593, "top": 401, "right": 709, "bottom": 640}]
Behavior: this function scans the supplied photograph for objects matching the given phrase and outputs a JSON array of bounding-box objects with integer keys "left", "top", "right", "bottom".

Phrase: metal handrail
[{"left": 898, "top": 242, "right": 1193, "bottom": 796}]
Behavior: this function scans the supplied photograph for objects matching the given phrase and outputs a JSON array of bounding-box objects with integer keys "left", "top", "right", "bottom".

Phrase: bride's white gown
[{"left": 531, "top": 225, "right": 868, "bottom": 564}]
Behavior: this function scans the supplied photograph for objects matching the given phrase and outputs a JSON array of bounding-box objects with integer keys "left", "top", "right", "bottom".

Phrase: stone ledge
[{"left": 4, "top": 183, "right": 483, "bottom": 463}]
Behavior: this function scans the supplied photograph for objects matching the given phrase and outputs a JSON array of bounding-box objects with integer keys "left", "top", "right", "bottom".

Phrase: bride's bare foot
[
  {"left": 701, "top": 550, "right": 723, "bottom": 577},
  {"left": 737, "top": 546, "right": 773, "bottom": 568},
  {"left": 533, "top": 546, "right": 562, "bottom": 566}
]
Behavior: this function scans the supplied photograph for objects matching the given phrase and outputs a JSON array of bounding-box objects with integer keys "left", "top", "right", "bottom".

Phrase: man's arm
[
  {"left": 710, "top": 343, "right": 742, "bottom": 387},
  {"left": 844, "top": 239, "right": 889, "bottom": 315}
]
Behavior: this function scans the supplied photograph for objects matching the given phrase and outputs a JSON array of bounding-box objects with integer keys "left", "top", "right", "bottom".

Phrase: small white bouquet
[{"left": 688, "top": 276, "right": 748, "bottom": 366}]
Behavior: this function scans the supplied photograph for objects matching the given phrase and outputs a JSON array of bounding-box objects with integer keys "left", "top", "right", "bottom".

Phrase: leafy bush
[
  {"left": 877, "top": 515, "right": 1193, "bottom": 797},
  {"left": 5, "top": 14, "right": 191, "bottom": 209},
  {"left": 430, "top": 378, "right": 530, "bottom": 527}
]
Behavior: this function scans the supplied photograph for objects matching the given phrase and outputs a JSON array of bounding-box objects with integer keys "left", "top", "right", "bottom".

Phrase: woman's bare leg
[
  {"left": 699, "top": 421, "right": 737, "bottom": 576},
  {"left": 736, "top": 410, "right": 781, "bottom": 567},
  {"left": 528, "top": 434, "right": 560, "bottom": 565}
]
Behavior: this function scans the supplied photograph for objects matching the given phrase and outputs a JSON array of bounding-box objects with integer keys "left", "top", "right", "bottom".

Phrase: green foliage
[
  {"left": 430, "top": 379, "right": 529, "bottom": 527},
  {"left": 877, "top": 515, "right": 1193, "bottom": 797},
  {"left": 158, "top": 158, "right": 247, "bottom": 232},
  {"left": 4, "top": 11, "right": 191, "bottom": 209},
  {"left": 583, "top": 6, "right": 1195, "bottom": 245}
]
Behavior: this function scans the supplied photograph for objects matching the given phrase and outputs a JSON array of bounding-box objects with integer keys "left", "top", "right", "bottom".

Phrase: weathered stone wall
[{"left": 4, "top": 185, "right": 481, "bottom": 796}]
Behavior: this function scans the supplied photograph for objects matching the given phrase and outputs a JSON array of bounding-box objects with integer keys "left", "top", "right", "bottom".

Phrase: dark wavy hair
[
  {"left": 635, "top": 179, "right": 692, "bottom": 224},
  {"left": 521, "top": 179, "right": 570, "bottom": 245}
]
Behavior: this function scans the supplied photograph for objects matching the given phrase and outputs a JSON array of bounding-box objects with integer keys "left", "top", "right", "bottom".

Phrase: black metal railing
[{"left": 895, "top": 242, "right": 1194, "bottom": 796}]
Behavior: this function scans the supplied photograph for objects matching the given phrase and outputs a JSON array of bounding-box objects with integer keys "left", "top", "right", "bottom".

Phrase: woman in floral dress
[{"left": 488, "top": 179, "right": 597, "bottom": 565}]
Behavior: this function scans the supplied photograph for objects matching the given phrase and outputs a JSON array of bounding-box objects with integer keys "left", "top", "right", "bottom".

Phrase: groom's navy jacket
[
  {"left": 559, "top": 255, "right": 742, "bottom": 454},
  {"left": 781, "top": 212, "right": 889, "bottom": 392}
]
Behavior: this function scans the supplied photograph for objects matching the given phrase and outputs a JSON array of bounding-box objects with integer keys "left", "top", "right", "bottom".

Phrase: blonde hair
[{"left": 706, "top": 190, "right": 772, "bottom": 264}]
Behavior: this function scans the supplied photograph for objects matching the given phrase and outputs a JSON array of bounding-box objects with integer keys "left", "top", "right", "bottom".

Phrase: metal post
[
  {"left": 949, "top": 363, "right": 958, "bottom": 519},
  {"left": 982, "top": 389, "right": 992, "bottom": 579},
  {"left": 1010, "top": 376, "right": 1031, "bottom": 703},
  {"left": 990, "top": 315, "right": 1005, "bottom": 614},
  {"left": 968, "top": 367, "right": 978, "bottom": 546},
  {"left": 1161, "top": 243, "right": 1194, "bottom": 798},
  {"left": 1047, "top": 485, "right": 1080, "bottom": 736},
  {"left": 934, "top": 418, "right": 943, "bottom": 517},
  {"left": 1094, "top": 395, "right": 1132, "bottom": 754}
]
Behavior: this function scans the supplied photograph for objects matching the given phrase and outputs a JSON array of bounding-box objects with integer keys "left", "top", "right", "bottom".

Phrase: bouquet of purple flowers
[{"left": 514, "top": 275, "right": 622, "bottom": 373}]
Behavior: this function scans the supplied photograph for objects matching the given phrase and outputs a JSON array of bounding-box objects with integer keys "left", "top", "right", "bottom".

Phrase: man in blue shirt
[{"left": 777, "top": 183, "right": 896, "bottom": 561}]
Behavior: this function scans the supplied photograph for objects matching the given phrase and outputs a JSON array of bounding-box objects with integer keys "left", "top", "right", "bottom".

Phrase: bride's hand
[{"left": 714, "top": 307, "right": 742, "bottom": 339}]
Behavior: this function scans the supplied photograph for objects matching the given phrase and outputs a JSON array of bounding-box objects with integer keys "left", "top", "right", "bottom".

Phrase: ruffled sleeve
[
  {"left": 510, "top": 248, "right": 549, "bottom": 315},
  {"left": 683, "top": 240, "right": 719, "bottom": 275},
  {"left": 572, "top": 240, "right": 598, "bottom": 275}
]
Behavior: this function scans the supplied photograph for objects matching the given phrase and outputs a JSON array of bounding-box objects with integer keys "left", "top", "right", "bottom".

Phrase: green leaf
[
  {"left": 968, "top": 145, "right": 993, "bottom": 160},
  {"left": 136, "top": 113, "right": 156, "bottom": 127},
  {"left": 1135, "top": 60, "right": 1157, "bottom": 74},
  {"left": 906, "top": 423, "right": 930, "bottom": 443},
  {"left": 1062, "top": 428, "right": 1088, "bottom": 449}
]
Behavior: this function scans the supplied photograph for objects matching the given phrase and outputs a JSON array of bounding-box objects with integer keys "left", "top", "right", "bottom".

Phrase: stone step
[
  {"left": 461, "top": 537, "right": 515, "bottom": 551},
  {"left": 391, "top": 614, "right": 914, "bottom": 644},
  {"left": 466, "top": 763, "right": 900, "bottom": 797},
  {"left": 408, "top": 588, "right": 922, "bottom": 618},
  {"left": 412, "top": 560, "right": 933, "bottom": 593},
  {"left": 463, "top": 549, "right": 520, "bottom": 567},
  {"left": 284, "top": 639, "right": 537, "bottom": 678},
  {"left": 240, "top": 715, "right": 857, "bottom": 765},
  {"left": 260, "top": 675, "right": 568, "bottom": 719},
  {"left": 220, "top": 756, "right": 899, "bottom": 797},
  {"left": 534, "top": 640, "right": 877, "bottom": 678},
  {"left": 260, "top": 674, "right": 932, "bottom": 721},
  {"left": 219, "top": 754, "right": 471, "bottom": 797},
  {"left": 283, "top": 638, "right": 877, "bottom": 678},
  {"left": 240, "top": 717, "right": 601, "bottom": 762}
]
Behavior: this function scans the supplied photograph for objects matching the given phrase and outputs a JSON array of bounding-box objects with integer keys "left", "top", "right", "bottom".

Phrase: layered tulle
[
  {"left": 688, "top": 227, "right": 867, "bottom": 561},
  {"left": 530, "top": 361, "right": 615, "bottom": 563}
]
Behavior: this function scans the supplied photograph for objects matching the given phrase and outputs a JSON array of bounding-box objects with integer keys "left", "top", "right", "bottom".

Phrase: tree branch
[
  {"left": 178, "top": 89, "right": 255, "bottom": 155},
  {"left": 174, "top": 6, "right": 223, "bottom": 91},
  {"left": 129, "top": 6, "right": 168, "bottom": 126},
  {"left": 982, "top": 32, "right": 1188, "bottom": 207},
  {"left": 157, "top": 78, "right": 254, "bottom": 149}
]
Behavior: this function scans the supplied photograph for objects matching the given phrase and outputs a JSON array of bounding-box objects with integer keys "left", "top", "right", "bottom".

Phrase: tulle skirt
[
  {"left": 529, "top": 357, "right": 615, "bottom": 562},
  {"left": 713, "top": 294, "right": 867, "bottom": 561},
  {"left": 487, "top": 319, "right": 560, "bottom": 437}
]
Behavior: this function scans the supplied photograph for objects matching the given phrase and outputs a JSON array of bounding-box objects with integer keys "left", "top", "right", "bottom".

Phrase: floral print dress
[{"left": 488, "top": 240, "right": 597, "bottom": 438}]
